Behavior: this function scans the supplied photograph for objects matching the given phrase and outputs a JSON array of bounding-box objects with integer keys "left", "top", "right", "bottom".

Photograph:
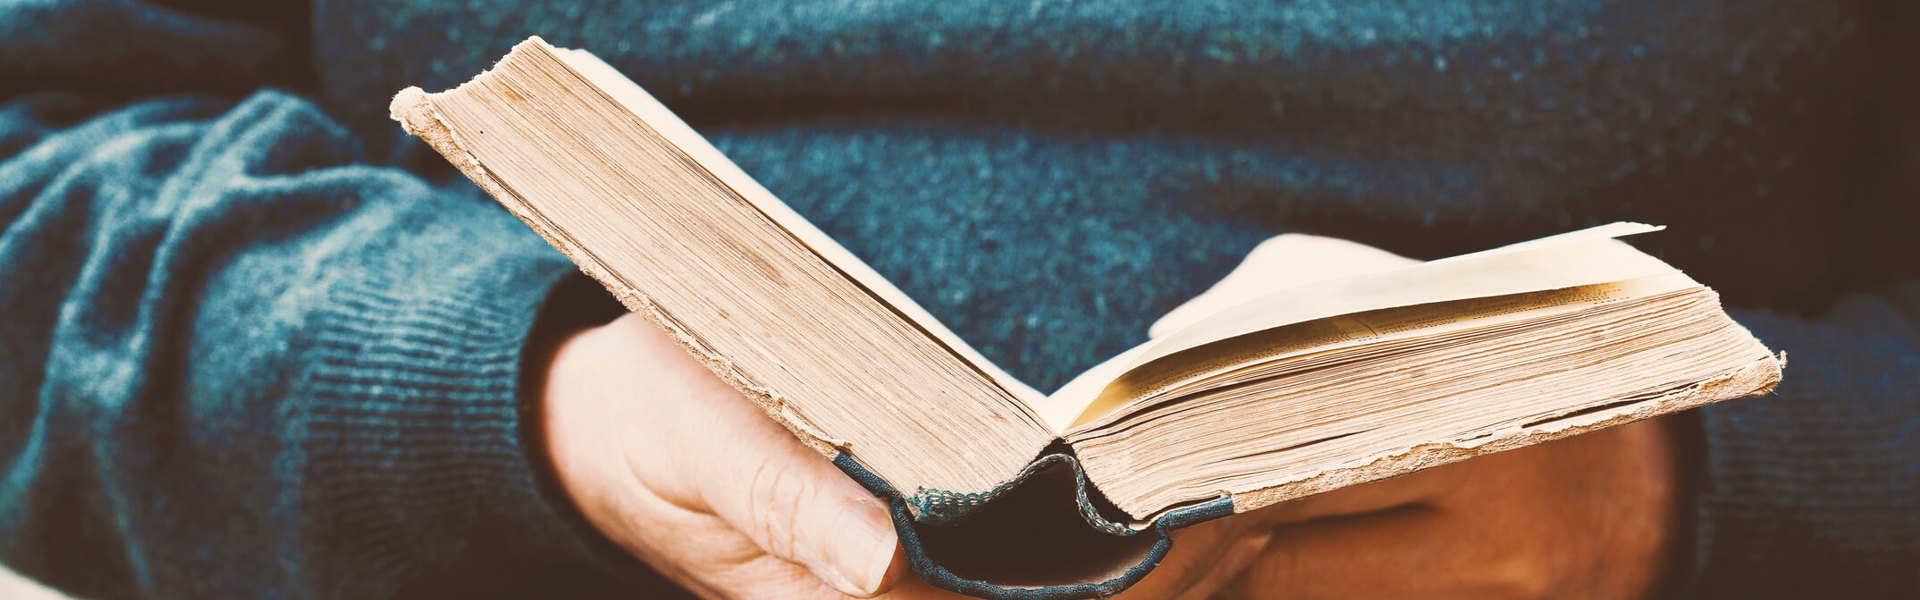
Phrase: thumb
[{"left": 701, "top": 425, "right": 904, "bottom": 597}]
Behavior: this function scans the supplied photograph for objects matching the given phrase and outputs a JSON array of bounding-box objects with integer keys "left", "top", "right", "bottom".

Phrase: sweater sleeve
[
  {"left": 1682, "top": 5, "right": 1920, "bottom": 594},
  {"left": 0, "top": 3, "right": 654, "bottom": 598},
  {"left": 1685, "top": 293, "right": 1920, "bottom": 598}
]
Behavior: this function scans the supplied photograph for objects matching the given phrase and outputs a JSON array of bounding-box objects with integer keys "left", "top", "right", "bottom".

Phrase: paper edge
[
  {"left": 1059, "top": 227, "right": 1689, "bottom": 426},
  {"left": 389, "top": 40, "right": 848, "bottom": 457},
  {"left": 545, "top": 45, "right": 1048, "bottom": 408},
  {"left": 1225, "top": 350, "right": 1782, "bottom": 514}
]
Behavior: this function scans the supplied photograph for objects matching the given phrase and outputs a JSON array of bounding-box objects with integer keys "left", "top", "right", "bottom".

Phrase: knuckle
[
  {"left": 1480, "top": 547, "right": 1562, "bottom": 600},
  {"left": 745, "top": 458, "right": 807, "bottom": 561}
]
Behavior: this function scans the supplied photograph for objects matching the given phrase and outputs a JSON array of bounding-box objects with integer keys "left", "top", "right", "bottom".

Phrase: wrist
[
  {"left": 516, "top": 275, "right": 640, "bottom": 557},
  {"left": 520, "top": 275, "right": 629, "bottom": 408}
]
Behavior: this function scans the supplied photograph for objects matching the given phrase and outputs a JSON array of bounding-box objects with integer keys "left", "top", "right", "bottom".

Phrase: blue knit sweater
[{"left": 2, "top": 1, "right": 1914, "bottom": 598}]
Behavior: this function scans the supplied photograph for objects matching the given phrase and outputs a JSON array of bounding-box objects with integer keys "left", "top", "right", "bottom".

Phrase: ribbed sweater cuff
[{"left": 291, "top": 272, "right": 659, "bottom": 592}]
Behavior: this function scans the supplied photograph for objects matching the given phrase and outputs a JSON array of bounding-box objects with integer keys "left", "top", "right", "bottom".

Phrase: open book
[{"left": 392, "top": 37, "right": 1783, "bottom": 599}]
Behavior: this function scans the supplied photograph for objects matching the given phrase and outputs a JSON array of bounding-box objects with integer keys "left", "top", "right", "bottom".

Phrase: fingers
[
  {"left": 1230, "top": 507, "right": 1546, "bottom": 600},
  {"left": 1247, "top": 464, "right": 1456, "bottom": 527},
  {"left": 605, "top": 493, "right": 932, "bottom": 600},
  {"left": 664, "top": 536, "right": 956, "bottom": 600},
  {"left": 589, "top": 315, "right": 906, "bottom": 597},
  {"left": 1109, "top": 518, "right": 1270, "bottom": 600},
  {"left": 1171, "top": 528, "right": 1275, "bottom": 600},
  {"left": 1233, "top": 422, "right": 1686, "bottom": 600},
  {"left": 687, "top": 381, "right": 903, "bottom": 597}
]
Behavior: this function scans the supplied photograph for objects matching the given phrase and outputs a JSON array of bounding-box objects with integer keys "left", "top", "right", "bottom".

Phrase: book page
[
  {"left": 1036, "top": 224, "right": 1677, "bottom": 431},
  {"left": 1146, "top": 234, "right": 1420, "bottom": 340},
  {"left": 553, "top": 46, "right": 1046, "bottom": 404},
  {"left": 1044, "top": 234, "right": 1416, "bottom": 428},
  {"left": 1143, "top": 225, "right": 1668, "bottom": 361},
  {"left": 1067, "top": 273, "right": 1701, "bottom": 430},
  {"left": 408, "top": 39, "right": 1055, "bottom": 495},
  {"left": 1068, "top": 283, "right": 1777, "bottom": 518}
]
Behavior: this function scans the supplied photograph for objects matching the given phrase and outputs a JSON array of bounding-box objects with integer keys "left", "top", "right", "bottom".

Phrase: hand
[
  {"left": 538, "top": 313, "right": 1275, "bottom": 599},
  {"left": 540, "top": 312, "right": 910, "bottom": 598},
  {"left": 1176, "top": 234, "right": 1684, "bottom": 599},
  {"left": 1230, "top": 417, "right": 1683, "bottom": 599}
]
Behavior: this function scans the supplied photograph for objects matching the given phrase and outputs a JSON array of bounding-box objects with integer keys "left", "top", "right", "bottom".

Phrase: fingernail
[{"left": 829, "top": 498, "right": 898, "bottom": 596}]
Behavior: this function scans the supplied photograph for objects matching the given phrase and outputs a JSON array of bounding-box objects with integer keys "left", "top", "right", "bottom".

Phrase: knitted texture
[
  {"left": 1696, "top": 300, "right": 1920, "bottom": 597},
  {"left": 318, "top": 0, "right": 1885, "bottom": 388},
  {"left": 0, "top": 44, "right": 649, "bottom": 595}
]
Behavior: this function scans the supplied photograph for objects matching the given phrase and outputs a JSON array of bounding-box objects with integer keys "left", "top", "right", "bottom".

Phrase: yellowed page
[
  {"left": 1043, "top": 342, "right": 1155, "bottom": 429},
  {"left": 551, "top": 44, "right": 1044, "bottom": 403},
  {"left": 1147, "top": 234, "right": 1420, "bottom": 340},
  {"left": 1045, "top": 234, "right": 1416, "bottom": 428},
  {"left": 1039, "top": 224, "right": 1675, "bottom": 431},
  {"left": 1066, "top": 273, "right": 1700, "bottom": 430},
  {"left": 1144, "top": 226, "right": 1669, "bottom": 361}
]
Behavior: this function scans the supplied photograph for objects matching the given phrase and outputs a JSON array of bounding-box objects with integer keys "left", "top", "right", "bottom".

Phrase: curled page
[{"left": 1044, "top": 223, "right": 1677, "bottom": 431}]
